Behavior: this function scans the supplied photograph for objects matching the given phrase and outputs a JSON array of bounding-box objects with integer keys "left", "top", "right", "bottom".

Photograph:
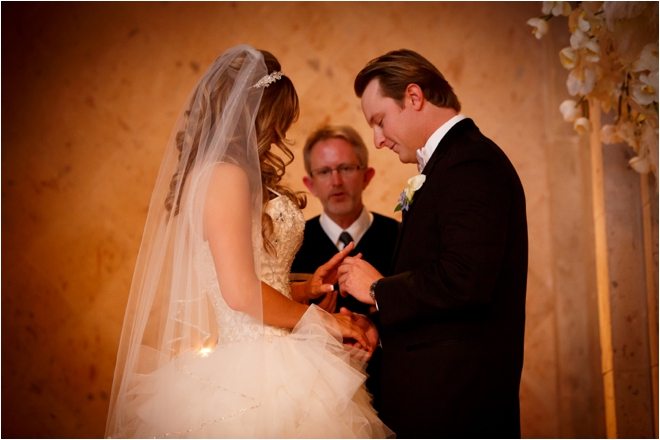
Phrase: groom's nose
[{"left": 373, "top": 130, "right": 386, "bottom": 149}]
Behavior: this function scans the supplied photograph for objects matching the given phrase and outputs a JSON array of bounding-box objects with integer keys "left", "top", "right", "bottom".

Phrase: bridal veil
[{"left": 105, "top": 45, "right": 267, "bottom": 438}]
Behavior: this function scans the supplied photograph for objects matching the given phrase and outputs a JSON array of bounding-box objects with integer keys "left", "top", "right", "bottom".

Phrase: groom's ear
[{"left": 405, "top": 84, "right": 424, "bottom": 111}]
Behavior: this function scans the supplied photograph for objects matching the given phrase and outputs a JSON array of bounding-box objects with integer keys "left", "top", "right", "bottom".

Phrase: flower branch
[{"left": 527, "top": 1, "right": 659, "bottom": 178}]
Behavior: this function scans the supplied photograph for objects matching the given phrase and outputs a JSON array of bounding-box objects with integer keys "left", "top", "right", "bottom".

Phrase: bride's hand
[
  {"left": 316, "top": 289, "right": 338, "bottom": 312},
  {"left": 305, "top": 243, "right": 356, "bottom": 300},
  {"left": 332, "top": 311, "right": 373, "bottom": 355}
]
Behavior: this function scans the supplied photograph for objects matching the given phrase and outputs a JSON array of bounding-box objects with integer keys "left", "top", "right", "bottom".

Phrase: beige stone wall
[{"left": 3, "top": 2, "right": 649, "bottom": 437}]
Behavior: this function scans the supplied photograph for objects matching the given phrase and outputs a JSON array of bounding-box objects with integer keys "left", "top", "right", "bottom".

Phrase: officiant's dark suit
[
  {"left": 340, "top": 50, "right": 528, "bottom": 438},
  {"left": 292, "top": 212, "right": 398, "bottom": 314}
]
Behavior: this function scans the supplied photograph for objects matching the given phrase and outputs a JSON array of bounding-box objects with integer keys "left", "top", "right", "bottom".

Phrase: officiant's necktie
[
  {"left": 334, "top": 231, "right": 362, "bottom": 312},
  {"left": 338, "top": 231, "right": 353, "bottom": 250},
  {"left": 334, "top": 231, "right": 354, "bottom": 300}
]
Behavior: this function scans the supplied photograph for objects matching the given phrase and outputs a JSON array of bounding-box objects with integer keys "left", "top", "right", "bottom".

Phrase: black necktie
[
  {"left": 334, "top": 231, "right": 354, "bottom": 306},
  {"left": 338, "top": 231, "right": 353, "bottom": 249}
]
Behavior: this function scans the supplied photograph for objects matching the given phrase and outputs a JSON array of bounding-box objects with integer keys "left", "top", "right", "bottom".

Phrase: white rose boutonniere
[{"left": 395, "top": 174, "right": 426, "bottom": 212}]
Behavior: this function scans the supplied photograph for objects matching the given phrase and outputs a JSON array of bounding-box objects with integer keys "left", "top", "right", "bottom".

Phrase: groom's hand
[
  {"left": 332, "top": 311, "right": 373, "bottom": 354},
  {"left": 339, "top": 307, "right": 379, "bottom": 351},
  {"left": 338, "top": 307, "right": 378, "bottom": 361},
  {"left": 337, "top": 257, "right": 382, "bottom": 305}
]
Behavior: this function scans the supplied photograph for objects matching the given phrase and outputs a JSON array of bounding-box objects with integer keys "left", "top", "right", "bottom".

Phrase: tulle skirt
[{"left": 114, "top": 306, "right": 393, "bottom": 438}]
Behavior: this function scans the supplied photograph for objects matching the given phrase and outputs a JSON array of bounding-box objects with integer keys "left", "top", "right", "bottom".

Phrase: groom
[{"left": 338, "top": 50, "right": 528, "bottom": 438}]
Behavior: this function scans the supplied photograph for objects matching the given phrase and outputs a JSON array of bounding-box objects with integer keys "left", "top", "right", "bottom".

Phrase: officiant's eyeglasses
[{"left": 310, "top": 164, "right": 364, "bottom": 180}]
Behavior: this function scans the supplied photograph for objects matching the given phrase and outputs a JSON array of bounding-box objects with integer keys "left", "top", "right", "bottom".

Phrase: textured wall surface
[{"left": 2, "top": 2, "right": 615, "bottom": 437}]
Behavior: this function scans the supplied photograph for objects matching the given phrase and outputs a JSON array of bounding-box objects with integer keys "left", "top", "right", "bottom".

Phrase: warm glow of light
[{"left": 200, "top": 347, "right": 212, "bottom": 357}]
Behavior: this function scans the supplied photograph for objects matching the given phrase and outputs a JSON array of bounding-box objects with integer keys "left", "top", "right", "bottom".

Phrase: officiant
[
  {"left": 291, "top": 125, "right": 399, "bottom": 410},
  {"left": 292, "top": 125, "right": 399, "bottom": 310}
]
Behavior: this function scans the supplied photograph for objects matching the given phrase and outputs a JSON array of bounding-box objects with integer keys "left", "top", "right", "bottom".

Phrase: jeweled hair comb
[{"left": 251, "top": 71, "right": 284, "bottom": 89}]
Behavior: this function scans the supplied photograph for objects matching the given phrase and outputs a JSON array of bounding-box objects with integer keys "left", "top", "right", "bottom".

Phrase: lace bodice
[{"left": 195, "top": 195, "right": 305, "bottom": 345}]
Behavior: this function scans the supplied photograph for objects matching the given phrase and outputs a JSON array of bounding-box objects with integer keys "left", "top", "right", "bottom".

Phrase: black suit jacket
[
  {"left": 375, "top": 119, "right": 528, "bottom": 438},
  {"left": 292, "top": 212, "right": 399, "bottom": 412}
]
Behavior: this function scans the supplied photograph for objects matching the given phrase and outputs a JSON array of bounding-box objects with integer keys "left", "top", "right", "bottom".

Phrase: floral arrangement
[
  {"left": 527, "top": 1, "right": 659, "bottom": 177},
  {"left": 395, "top": 174, "right": 426, "bottom": 212}
]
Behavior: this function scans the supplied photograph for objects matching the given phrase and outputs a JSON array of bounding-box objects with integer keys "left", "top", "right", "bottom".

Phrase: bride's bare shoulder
[{"left": 207, "top": 162, "right": 250, "bottom": 191}]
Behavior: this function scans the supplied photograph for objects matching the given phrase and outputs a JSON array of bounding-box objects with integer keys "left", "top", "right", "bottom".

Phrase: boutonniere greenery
[{"left": 395, "top": 174, "right": 426, "bottom": 212}]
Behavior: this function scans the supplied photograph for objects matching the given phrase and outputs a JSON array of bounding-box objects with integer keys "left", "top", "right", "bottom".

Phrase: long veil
[{"left": 105, "top": 45, "right": 267, "bottom": 438}]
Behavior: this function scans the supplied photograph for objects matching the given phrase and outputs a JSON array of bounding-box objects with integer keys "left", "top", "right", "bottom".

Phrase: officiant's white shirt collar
[
  {"left": 416, "top": 114, "right": 466, "bottom": 173},
  {"left": 319, "top": 207, "right": 373, "bottom": 250}
]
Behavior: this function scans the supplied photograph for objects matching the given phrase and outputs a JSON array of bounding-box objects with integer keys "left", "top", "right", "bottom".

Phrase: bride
[{"left": 105, "top": 45, "right": 392, "bottom": 438}]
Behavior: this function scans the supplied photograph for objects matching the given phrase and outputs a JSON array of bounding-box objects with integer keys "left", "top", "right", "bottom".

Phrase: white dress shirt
[
  {"left": 416, "top": 114, "right": 466, "bottom": 173},
  {"left": 319, "top": 207, "right": 374, "bottom": 250}
]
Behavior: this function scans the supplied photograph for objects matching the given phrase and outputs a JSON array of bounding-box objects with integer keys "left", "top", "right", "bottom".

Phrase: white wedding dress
[{"left": 128, "top": 195, "right": 392, "bottom": 438}]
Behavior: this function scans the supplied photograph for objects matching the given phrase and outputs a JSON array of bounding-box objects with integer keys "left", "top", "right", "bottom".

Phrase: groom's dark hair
[{"left": 354, "top": 49, "right": 461, "bottom": 112}]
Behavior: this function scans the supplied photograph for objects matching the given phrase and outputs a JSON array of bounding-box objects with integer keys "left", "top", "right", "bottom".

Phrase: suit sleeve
[{"left": 376, "top": 152, "right": 515, "bottom": 327}]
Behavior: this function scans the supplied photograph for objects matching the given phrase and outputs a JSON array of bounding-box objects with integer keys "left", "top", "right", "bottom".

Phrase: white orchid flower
[
  {"left": 395, "top": 174, "right": 426, "bottom": 212},
  {"left": 644, "top": 70, "right": 658, "bottom": 100},
  {"left": 601, "top": 124, "right": 623, "bottom": 144},
  {"left": 577, "top": 11, "right": 591, "bottom": 32},
  {"left": 542, "top": 1, "right": 571, "bottom": 16},
  {"left": 569, "top": 27, "right": 600, "bottom": 62},
  {"left": 580, "top": 68, "right": 596, "bottom": 95},
  {"left": 584, "top": 40, "right": 601, "bottom": 62},
  {"left": 559, "top": 99, "right": 581, "bottom": 122},
  {"left": 402, "top": 175, "right": 426, "bottom": 201},
  {"left": 527, "top": 17, "right": 549, "bottom": 39},
  {"left": 566, "top": 70, "right": 581, "bottom": 96},
  {"left": 629, "top": 155, "right": 651, "bottom": 174},
  {"left": 541, "top": 1, "right": 552, "bottom": 14},
  {"left": 559, "top": 47, "right": 580, "bottom": 69},
  {"left": 567, "top": 68, "right": 596, "bottom": 96},
  {"left": 573, "top": 117, "right": 592, "bottom": 134},
  {"left": 541, "top": 2, "right": 552, "bottom": 15},
  {"left": 631, "top": 43, "right": 659, "bottom": 73},
  {"left": 407, "top": 174, "right": 426, "bottom": 192},
  {"left": 570, "top": 29, "right": 590, "bottom": 49},
  {"left": 631, "top": 71, "right": 659, "bottom": 106}
]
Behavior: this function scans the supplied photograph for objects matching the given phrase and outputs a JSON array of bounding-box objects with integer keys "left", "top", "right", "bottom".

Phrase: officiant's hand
[
  {"left": 337, "top": 256, "right": 382, "bottom": 305},
  {"left": 304, "top": 242, "right": 355, "bottom": 300},
  {"left": 339, "top": 307, "right": 379, "bottom": 360}
]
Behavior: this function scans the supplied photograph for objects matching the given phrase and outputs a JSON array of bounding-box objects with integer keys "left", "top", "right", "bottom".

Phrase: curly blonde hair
[
  {"left": 165, "top": 49, "right": 305, "bottom": 255},
  {"left": 255, "top": 50, "right": 306, "bottom": 254}
]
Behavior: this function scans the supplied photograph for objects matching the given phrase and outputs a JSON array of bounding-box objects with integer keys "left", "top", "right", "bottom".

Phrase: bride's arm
[
  {"left": 205, "top": 163, "right": 263, "bottom": 317},
  {"left": 261, "top": 281, "right": 307, "bottom": 327},
  {"left": 204, "top": 164, "right": 371, "bottom": 349}
]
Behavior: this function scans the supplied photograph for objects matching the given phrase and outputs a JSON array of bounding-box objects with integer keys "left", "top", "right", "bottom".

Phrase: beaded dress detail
[
  {"left": 260, "top": 194, "right": 306, "bottom": 303},
  {"left": 195, "top": 193, "right": 304, "bottom": 346}
]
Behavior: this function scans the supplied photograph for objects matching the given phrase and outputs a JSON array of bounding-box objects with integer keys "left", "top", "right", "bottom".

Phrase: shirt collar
[
  {"left": 319, "top": 207, "right": 374, "bottom": 250},
  {"left": 416, "top": 114, "right": 466, "bottom": 173}
]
